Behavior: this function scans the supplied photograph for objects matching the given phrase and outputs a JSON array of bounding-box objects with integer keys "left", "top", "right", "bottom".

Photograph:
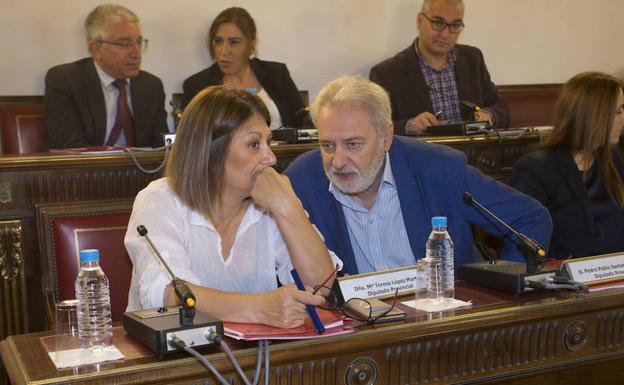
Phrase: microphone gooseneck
[
  {"left": 137, "top": 225, "right": 196, "bottom": 309},
  {"left": 462, "top": 192, "right": 546, "bottom": 260}
]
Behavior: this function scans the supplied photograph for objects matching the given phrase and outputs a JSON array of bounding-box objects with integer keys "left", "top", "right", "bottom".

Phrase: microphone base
[
  {"left": 271, "top": 128, "right": 318, "bottom": 143},
  {"left": 421, "top": 121, "right": 491, "bottom": 136},
  {"left": 458, "top": 260, "right": 557, "bottom": 294},
  {"left": 123, "top": 306, "right": 223, "bottom": 357}
]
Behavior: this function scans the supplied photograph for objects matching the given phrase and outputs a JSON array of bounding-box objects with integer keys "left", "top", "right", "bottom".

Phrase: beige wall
[{"left": 1, "top": 0, "right": 622, "bottom": 128}]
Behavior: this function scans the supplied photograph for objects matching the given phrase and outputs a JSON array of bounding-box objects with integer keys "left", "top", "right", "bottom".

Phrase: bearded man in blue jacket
[{"left": 284, "top": 75, "right": 552, "bottom": 275}]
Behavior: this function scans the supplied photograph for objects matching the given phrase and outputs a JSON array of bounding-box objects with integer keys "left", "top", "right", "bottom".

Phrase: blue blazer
[{"left": 285, "top": 136, "right": 552, "bottom": 274}]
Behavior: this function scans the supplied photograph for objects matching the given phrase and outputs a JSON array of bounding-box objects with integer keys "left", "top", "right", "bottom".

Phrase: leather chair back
[
  {"left": 36, "top": 199, "right": 134, "bottom": 325},
  {"left": 0, "top": 104, "right": 44, "bottom": 154},
  {"left": 498, "top": 84, "right": 561, "bottom": 128}
]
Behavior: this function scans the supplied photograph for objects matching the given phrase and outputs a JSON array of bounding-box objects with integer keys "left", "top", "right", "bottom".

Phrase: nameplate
[
  {"left": 562, "top": 252, "right": 624, "bottom": 285},
  {"left": 338, "top": 265, "right": 418, "bottom": 301}
]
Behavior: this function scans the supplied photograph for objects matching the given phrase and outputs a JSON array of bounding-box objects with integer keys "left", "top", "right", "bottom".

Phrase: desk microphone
[
  {"left": 458, "top": 192, "right": 555, "bottom": 294},
  {"left": 137, "top": 225, "right": 196, "bottom": 309},
  {"left": 125, "top": 226, "right": 222, "bottom": 357},
  {"left": 462, "top": 192, "right": 546, "bottom": 260},
  {"left": 278, "top": 106, "right": 312, "bottom": 129},
  {"left": 427, "top": 85, "right": 482, "bottom": 113}
]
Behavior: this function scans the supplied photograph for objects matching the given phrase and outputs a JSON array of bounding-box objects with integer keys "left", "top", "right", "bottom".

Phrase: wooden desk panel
[
  {"left": 2, "top": 284, "right": 624, "bottom": 385},
  {"left": 0, "top": 134, "right": 545, "bottom": 342}
]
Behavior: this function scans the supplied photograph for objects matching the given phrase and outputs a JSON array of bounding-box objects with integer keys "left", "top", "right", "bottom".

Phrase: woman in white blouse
[{"left": 125, "top": 86, "right": 339, "bottom": 328}]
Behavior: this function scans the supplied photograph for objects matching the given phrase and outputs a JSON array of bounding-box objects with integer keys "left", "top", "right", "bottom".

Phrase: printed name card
[
  {"left": 562, "top": 253, "right": 624, "bottom": 284},
  {"left": 338, "top": 265, "right": 421, "bottom": 301}
]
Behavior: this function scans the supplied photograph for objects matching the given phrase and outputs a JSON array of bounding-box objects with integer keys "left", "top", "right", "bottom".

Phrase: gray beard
[{"left": 324, "top": 148, "right": 386, "bottom": 195}]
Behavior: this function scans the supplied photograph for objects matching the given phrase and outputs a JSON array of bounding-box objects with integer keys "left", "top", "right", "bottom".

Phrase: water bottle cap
[
  {"left": 79, "top": 249, "right": 100, "bottom": 262},
  {"left": 431, "top": 216, "right": 447, "bottom": 227},
  {"left": 245, "top": 87, "right": 257, "bottom": 93}
]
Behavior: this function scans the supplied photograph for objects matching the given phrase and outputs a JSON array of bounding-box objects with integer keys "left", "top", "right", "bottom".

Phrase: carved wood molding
[
  {"left": 28, "top": 171, "right": 157, "bottom": 204},
  {"left": 0, "top": 220, "right": 22, "bottom": 281}
]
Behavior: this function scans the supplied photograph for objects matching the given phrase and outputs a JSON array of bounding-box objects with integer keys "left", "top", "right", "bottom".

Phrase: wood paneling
[{"left": 2, "top": 284, "right": 624, "bottom": 384}]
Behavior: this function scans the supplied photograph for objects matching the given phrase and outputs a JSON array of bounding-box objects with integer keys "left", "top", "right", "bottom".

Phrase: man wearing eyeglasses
[
  {"left": 44, "top": 4, "right": 168, "bottom": 149},
  {"left": 369, "top": 0, "right": 509, "bottom": 136}
]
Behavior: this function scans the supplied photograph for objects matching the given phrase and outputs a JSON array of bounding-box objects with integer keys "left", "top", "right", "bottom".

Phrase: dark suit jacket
[
  {"left": 511, "top": 147, "right": 624, "bottom": 259},
  {"left": 182, "top": 58, "right": 307, "bottom": 128},
  {"left": 369, "top": 41, "right": 510, "bottom": 134},
  {"left": 285, "top": 136, "right": 552, "bottom": 274},
  {"left": 44, "top": 58, "right": 168, "bottom": 149}
]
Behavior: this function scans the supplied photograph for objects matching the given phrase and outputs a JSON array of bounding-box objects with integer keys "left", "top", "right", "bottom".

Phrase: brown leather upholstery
[
  {"left": 0, "top": 104, "right": 44, "bottom": 154},
  {"left": 499, "top": 84, "right": 562, "bottom": 128},
  {"left": 36, "top": 199, "right": 134, "bottom": 326}
]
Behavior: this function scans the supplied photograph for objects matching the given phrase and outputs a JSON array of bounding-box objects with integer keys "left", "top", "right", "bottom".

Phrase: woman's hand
[
  {"left": 254, "top": 285, "right": 325, "bottom": 328},
  {"left": 250, "top": 167, "right": 300, "bottom": 216}
]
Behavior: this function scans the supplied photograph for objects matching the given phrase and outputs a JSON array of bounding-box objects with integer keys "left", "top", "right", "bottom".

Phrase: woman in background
[
  {"left": 511, "top": 71, "right": 624, "bottom": 259},
  {"left": 125, "top": 86, "right": 339, "bottom": 327},
  {"left": 183, "top": 7, "right": 307, "bottom": 129}
]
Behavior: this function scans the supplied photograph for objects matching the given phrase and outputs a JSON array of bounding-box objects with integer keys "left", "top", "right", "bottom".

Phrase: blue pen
[{"left": 290, "top": 269, "right": 325, "bottom": 334}]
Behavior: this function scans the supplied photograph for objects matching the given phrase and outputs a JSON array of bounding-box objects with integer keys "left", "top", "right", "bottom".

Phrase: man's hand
[
  {"left": 406, "top": 112, "right": 442, "bottom": 134},
  {"left": 474, "top": 110, "right": 492, "bottom": 124}
]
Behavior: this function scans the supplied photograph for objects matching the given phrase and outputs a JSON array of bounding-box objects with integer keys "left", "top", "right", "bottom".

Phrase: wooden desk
[
  {"left": 0, "top": 134, "right": 544, "bottom": 341},
  {"left": 2, "top": 283, "right": 624, "bottom": 385}
]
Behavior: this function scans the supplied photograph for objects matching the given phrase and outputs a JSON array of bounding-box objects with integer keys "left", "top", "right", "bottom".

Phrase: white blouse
[
  {"left": 125, "top": 178, "right": 340, "bottom": 311},
  {"left": 256, "top": 88, "right": 283, "bottom": 130}
]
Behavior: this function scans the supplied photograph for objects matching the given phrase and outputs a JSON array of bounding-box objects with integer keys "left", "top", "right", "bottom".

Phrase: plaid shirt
[{"left": 414, "top": 41, "right": 462, "bottom": 123}]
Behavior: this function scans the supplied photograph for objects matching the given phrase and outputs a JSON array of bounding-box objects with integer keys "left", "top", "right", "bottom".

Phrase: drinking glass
[
  {"left": 414, "top": 258, "right": 429, "bottom": 299},
  {"left": 54, "top": 299, "right": 80, "bottom": 356}
]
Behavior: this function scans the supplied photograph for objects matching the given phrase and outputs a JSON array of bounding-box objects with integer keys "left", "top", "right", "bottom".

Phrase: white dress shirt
[
  {"left": 329, "top": 153, "right": 415, "bottom": 273},
  {"left": 94, "top": 62, "right": 132, "bottom": 145},
  {"left": 125, "top": 178, "right": 341, "bottom": 311},
  {"left": 256, "top": 88, "right": 283, "bottom": 130}
]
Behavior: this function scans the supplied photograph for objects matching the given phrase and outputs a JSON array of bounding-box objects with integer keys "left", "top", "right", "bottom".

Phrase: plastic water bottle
[
  {"left": 426, "top": 216, "right": 455, "bottom": 301},
  {"left": 75, "top": 249, "right": 113, "bottom": 350}
]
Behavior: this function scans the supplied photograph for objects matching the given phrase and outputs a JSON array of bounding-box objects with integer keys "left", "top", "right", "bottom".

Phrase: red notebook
[{"left": 224, "top": 309, "right": 354, "bottom": 340}]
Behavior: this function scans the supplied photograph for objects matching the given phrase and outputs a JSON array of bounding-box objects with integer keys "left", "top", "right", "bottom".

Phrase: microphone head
[
  {"left": 137, "top": 225, "right": 148, "bottom": 236},
  {"left": 462, "top": 192, "right": 473, "bottom": 204},
  {"left": 460, "top": 100, "right": 481, "bottom": 112}
]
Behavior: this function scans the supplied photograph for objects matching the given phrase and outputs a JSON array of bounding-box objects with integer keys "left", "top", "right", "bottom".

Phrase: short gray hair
[
  {"left": 311, "top": 75, "right": 392, "bottom": 137},
  {"left": 421, "top": 0, "right": 464, "bottom": 13},
  {"left": 85, "top": 3, "right": 140, "bottom": 42}
]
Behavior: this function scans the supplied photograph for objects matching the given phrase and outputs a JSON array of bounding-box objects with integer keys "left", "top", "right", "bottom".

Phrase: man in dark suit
[
  {"left": 44, "top": 4, "right": 168, "bottom": 149},
  {"left": 369, "top": 0, "right": 509, "bottom": 135}
]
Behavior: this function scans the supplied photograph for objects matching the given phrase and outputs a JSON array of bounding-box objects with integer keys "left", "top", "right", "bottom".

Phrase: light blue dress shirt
[{"left": 329, "top": 153, "right": 415, "bottom": 273}]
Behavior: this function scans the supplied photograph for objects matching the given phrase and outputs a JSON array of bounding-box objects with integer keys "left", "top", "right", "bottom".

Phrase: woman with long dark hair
[
  {"left": 125, "top": 86, "right": 339, "bottom": 327},
  {"left": 511, "top": 71, "right": 624, "bottom": 259}
]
